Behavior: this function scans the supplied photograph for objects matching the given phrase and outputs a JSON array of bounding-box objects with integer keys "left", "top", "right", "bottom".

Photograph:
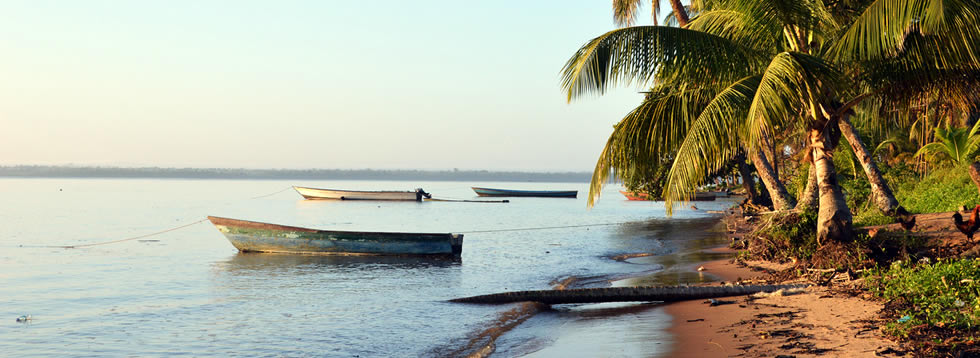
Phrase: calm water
[{"left": 0, "top": 178, "right": 733, "bottom": 357}]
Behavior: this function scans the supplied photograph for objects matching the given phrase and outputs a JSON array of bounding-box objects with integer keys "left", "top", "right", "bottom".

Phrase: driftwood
[{"left": 449, "top": 284, "right": 809, "bottom": 305}]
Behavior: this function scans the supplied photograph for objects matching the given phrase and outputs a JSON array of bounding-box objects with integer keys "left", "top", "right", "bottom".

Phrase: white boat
[{"left": 293, "top": 186, "right": 431, "bottom": 201}]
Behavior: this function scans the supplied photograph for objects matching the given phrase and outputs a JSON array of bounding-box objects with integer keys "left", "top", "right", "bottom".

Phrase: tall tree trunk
[
  {"left": 735, "top": 152, "right": 759, "bottom": 203},
  {"left": 749, "top": 148, "right": 796, "bottom": 210},
  {"left": 970, "top": 162, "right": 980, "bottom": 195},
  {"left": 810, "top": 129, "right": 853, "bottom": 244},
  {"left": 837, "top": 115, "right": 900, "bottom": 214},
  {"left": 795, "top": 159, "right": 818, "bottom": 212},
  {"left": 667, "top": 0, "right": 690, "bottom": 27}
]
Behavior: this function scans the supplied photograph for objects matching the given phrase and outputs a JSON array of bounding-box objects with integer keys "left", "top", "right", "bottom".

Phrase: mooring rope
[
  {"left": 250, "top": 186, "right": 294, "bottom": 199},
  {"left": 20, "top": 218, "right": 209, "bottom": 249}
]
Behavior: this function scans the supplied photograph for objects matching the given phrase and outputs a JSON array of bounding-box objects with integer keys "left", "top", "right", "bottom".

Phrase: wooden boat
[
  {"left": 207, "top": 216, "right": 463, "bottom": 256},
  {"left": 293, "top": 186, "right": 431, "bottom": 201},
  {"left": 620, "top": 190, "right": 716, "bottom": 201},
  {"left": 620, "top": 190, "right": 654, "bottom": 201},
  {"left": 471, "top": 187, "right": 577, "bottom": 198}
]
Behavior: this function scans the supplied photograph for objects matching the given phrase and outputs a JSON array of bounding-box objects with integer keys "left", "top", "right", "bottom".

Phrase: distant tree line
[{"left": 0, "top": 165, "right": 592, "bottom": 182}]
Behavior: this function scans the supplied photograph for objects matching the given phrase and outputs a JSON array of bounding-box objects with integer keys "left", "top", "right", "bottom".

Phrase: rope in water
[
  {"left": 18, "top": 186, "right": 294, "bottom": 249},
  {"left": 250, "top": 186, "right": 294, "bottom": 199},
  {"left": 21, "top": 219, "right": 209, "bottom": 249}
]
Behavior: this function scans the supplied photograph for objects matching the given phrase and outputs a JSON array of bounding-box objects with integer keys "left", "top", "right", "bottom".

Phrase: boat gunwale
[
  {"left": 206, "top": 216, "right": 459, "bottom": 238},
  {"left": 293, "top": 186, "right": 418, "bottom": 195},
  {"left": 470, "top": 187, "right": 577, "bottom": 195}
]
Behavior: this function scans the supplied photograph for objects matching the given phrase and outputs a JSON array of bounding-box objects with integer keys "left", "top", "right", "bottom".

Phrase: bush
[
  {"left": 868, "top": 258, "right": 980, "bottom": 335},
  {"left": 746, "top": 210, "right": 820, "bottom": 262},
  {"left": 895, "top": 165, "right": 980, "bottom": 214}
]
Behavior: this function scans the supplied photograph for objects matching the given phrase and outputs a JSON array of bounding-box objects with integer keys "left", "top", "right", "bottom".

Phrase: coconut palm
[
  {"left": 563, "top": 0, "right": 980, "bottom": 243},
  {"left": 913, "top": 122, "right": 980, "bottom": 165},
  {"left": 613, "top": 0, "right": 690, "bottom": 27}
]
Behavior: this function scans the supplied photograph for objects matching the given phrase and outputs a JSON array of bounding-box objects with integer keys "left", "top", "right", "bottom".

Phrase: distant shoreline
[{"left": 0, "top": 165, "right": 592, "bottom": 182}]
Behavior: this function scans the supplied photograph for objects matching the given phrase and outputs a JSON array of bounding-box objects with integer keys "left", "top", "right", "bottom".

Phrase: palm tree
[
  {"left": 613, "top": 0, "right": 690, "bottom": 27},
  {"left": 563, "top": 0, "right": 980, "bottom": 243},
  {"left": 913, "top": 121, "right": 980, "bottom": 165}
]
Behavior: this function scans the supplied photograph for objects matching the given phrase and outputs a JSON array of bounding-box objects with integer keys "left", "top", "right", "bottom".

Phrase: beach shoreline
[{"left": 662, "top": 225, "right": 902, "bottom": 357}]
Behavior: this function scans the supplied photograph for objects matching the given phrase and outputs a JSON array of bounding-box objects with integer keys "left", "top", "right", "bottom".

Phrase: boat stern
[{"left": 450, "top": 234, "right": 464, "bottom": 256}]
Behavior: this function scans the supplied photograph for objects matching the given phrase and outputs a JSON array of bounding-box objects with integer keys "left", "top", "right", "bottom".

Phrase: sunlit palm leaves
[
  {"left": 560, "top": 26, "right": 757, "bottom": 101},
  {"left": 585, "top": 84, "right": 717, "bottom": 207},
  {"left": 662, "top": 76, "right": 760, "bottom": 213},
  {"left": 913, "top": 121, "right": 980, "bottom": 164}
]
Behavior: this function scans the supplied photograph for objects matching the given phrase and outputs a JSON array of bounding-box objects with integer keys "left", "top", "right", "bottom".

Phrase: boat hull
[
  {"left": 471, "top": 187, "right": 577, "bottom": 198},
  {"left": 207, "top": 216, "right": 462, "bottom": 256},
  {"left": 293, "top": 186, "right": 422, "bottom": 201},
  {"left": 620, "top": 190, "right": 653, "bottom": 201}
]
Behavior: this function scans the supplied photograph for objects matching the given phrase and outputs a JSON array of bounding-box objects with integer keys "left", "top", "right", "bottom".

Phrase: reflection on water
[{"left": 218, "top": 252, "right": 461, "bottom": 273}]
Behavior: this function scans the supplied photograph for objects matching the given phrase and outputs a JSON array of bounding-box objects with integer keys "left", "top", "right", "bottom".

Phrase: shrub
[
  {"left": 868, "top": 258, "right": 980, "bottom": 335},
  {"left": 896, "top": 165, "right": 980, "bottom": 214}
]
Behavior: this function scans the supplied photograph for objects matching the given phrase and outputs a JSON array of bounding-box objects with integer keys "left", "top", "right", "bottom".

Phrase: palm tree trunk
[
  {"left": 795, "top": 160, "right": 818, "bottom": 212},
  {"left": 811, "top": 129, "right": 853, "bottom": 244},
  {"left": 735, "top": 151, "right": 759, "bottom": 203},
  {"left": 750, "top": 148, "right": 796, "bottom": 210},
  {"left": 971, "top": 162, "right": 980, "bottom": 195},
  {"left": 838, "top": 115, "right": 900, "bottom": 214},
  {"left": 667, "top": 0, "right": 690, "bottom": 27}
]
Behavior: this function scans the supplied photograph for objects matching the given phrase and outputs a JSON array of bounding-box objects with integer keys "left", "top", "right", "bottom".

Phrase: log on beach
[{"left": 449, "top": 284, "right": 808, "bottom": 305}]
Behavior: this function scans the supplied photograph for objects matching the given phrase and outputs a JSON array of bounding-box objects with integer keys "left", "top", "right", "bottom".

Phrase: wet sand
[{"left": 663, "top": 252, "right": 900, "bottom": 357}]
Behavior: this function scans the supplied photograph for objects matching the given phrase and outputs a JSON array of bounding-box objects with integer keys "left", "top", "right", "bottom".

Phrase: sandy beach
[
  {"left": 664, "top": 255, "right": 901, "bottom": 357},
  {"left": 656, "top": 208, "right": 941, "bottom": 357}
]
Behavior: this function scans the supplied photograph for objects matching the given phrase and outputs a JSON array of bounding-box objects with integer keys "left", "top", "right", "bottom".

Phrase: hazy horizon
[
  {"left": 0, "top": 164, "right": 596, "bottom": 182},
  {"left": 0, "top": 1, "right": 658, "bottom": 172},
  {"left": 0, "top": 163, "right": 592, "bottom": 173}
]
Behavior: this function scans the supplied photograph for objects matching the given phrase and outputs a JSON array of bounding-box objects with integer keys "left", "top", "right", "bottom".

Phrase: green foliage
[
  {"left": 913, "top": 122, "right": 980, "bottom": 166},
  {"left": 896, "top": 165, "right": 980, "bottom": 213},
  {"left": 746, "top": 211, "right": 820, "bottom": 261},
  {"left": 843, "top": 162, "right": 979, "bottom": 219},
  {"left": 868, "top": 258, "right": 980, "bottom": 335},
  {"left": 783, "top": 164, "right": 810, "bottom": 201},
  {"left": 853, "top": 210, "right": 894, "bottom": 227}
]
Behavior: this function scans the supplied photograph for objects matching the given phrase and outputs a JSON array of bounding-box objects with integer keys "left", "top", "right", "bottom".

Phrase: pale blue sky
[{"left": 0, "top": 1, "right": 662, "bottom": 171}]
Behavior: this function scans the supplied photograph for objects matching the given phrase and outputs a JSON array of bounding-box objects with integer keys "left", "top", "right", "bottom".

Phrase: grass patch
[
  {"left": 866, "top": 258, "right": 980, "bottom": 355},
  {"left": 894, "top": 165, "right": 980, "bottom": 214},
  {"left": 853, "top": 210, "right": 894, "bottom": 227}
]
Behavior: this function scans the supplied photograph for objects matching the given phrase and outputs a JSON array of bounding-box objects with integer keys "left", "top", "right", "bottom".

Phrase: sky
[{"left": 0, "top": 1, "right": 660, "bottom": 172}]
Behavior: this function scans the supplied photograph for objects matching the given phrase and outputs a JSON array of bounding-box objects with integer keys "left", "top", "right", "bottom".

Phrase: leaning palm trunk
[
  {"left": 750, "top": 148, "right": 796, "bottom": 210},
  {"left": 970, "top": 162, "right": 980, "bottom": 196},
  {"left": 449, "top": 284, "right": 808, "bottom": 305},
  {"left": 796, "top": 160, "right": 819, "bottom": 212},
  {"left": 667, "top": 0, "right": 690, "bottom": 27},
  {"left": 838, "top": 115, "right": 899, "bottom": 214},
  {"left": 811, "top": 129, "right": 853, "bottom": 244},
  {"left": 736, "top": 152, "right": 760, "bottom": 203}
]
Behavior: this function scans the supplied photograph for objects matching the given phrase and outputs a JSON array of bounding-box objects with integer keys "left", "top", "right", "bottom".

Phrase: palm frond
[
  {"left": 613, "top": 0, "right": 643, "bottom": 27},
  {"left": 829, "top": 0, "right": 980, "bottom": 63},
  {"left": 586, "top": 84, "right": 717, "bottom": 207},
  {"left": 745, "top": 52, "right": 840, "bottom": 147},
  {"left": 663, "top": 75, "right": 761, "bottom": 214},
  {"left": 560, "top": 26, "right": 757, "bottom": 101}
]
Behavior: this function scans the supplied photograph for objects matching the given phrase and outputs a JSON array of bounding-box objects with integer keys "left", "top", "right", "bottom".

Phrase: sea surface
[{"left": 0, "top": 178, "right": 735, "bottom": 357}]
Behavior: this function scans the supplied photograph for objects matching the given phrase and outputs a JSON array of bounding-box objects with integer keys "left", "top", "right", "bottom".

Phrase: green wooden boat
[{"left": 207, "top": 216, "right": 463, "bottom": 256}]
